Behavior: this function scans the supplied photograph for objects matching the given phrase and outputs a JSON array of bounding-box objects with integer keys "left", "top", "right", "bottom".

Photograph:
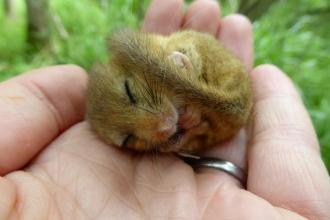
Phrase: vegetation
[{"left": 0, "top": 0, "right": 329, "bottom": 171}]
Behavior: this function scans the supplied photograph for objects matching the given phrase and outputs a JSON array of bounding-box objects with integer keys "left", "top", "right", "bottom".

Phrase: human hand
[{"left": 1, "top": 0, "right": 330, "bottom": 219}]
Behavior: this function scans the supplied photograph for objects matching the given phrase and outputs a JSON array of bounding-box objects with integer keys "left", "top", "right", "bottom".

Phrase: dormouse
[{"left": 86, "top": 30, "right": 252, "bottom": 153}]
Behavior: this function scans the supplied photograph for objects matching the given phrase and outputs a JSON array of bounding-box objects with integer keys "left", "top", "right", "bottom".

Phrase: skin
[{"left": 0, "top": 0, "right": 330, "bottom": 219}]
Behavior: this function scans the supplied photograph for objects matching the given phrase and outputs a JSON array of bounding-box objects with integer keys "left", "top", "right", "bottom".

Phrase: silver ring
[{"left": 178, "top": 153, "right": 247, "bottom": 186}]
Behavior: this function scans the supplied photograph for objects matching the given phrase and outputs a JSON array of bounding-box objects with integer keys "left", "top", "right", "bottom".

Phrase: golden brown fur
[{"left": 86, "top": 30, "right": 252, "bottom": 153}]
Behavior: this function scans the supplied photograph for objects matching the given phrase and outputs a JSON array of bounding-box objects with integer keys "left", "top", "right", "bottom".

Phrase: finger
[
  {"left": 248, "top": 64, "right": 330, "bottom": 219},
  {"left": 183, "top": 0, "right": 221, "bottom": 36},
  {"left": 0, "top": 65, "right": 87, "bottom": 175},
  {"left": 195, "top": 130, "right": 247, "bottom": 189},
  {"left": 202, "top": 129, "right": 247, "bottom": 169},
  {"left": 142, "top": 0, "right": 184, "bottom": 35},
  {"left": 0, "top": 177, "right": 16, "bottom": 219},
  {"left": 218, "top": 14, "right": 254, "bottom": 71}
]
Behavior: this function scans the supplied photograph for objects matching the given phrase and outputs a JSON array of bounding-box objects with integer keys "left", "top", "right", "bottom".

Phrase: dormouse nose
[{"left": 156, "top": 115, "right": 177, "bottom": 139}]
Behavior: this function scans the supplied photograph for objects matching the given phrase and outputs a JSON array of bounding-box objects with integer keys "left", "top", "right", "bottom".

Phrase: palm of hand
[
  {"left": 1, "top": 0, "right": 330, "bottom": 219},
  {"left": 18, "top": 122, "right": 240, "bottom": 219},
  {"left": 7, "top": 122, "right": 279, "bottom": 219}
]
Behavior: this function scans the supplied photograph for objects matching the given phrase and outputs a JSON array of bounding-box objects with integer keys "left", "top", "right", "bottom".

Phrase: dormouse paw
[
  {"left": 192, "top": 121, "right": 209, "bottom": 135},
  {"left": 179, "top": 105, "right": 201, "bottom": 130}
]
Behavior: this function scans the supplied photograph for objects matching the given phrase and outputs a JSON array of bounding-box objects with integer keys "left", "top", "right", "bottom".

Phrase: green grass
[
  {"left": 0, "top": 0, "right": 329, "bottom": 171},
  {"left": 252, "top": 0, "right": 330, "bottom": 172}
]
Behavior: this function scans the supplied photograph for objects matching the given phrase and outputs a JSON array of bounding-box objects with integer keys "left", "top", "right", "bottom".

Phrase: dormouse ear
[{"left": 168, "top": 51, "right": 193, "bottom": 69}]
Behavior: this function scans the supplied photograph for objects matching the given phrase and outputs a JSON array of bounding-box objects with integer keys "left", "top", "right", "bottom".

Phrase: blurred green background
[{"left": 0, "top": 0, "right": 329, "bottom": 172}]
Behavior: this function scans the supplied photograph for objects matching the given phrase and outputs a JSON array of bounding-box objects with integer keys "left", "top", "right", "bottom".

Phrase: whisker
[
  {"left": 134, "top": 75, "right": 155, "bottom": 111},
  {"left": 136, "top": 105, "right": 155, "bottom": 114}
]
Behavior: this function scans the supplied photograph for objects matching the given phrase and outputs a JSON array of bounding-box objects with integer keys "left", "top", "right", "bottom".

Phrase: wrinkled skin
[{"left": 1, "top": 0, "right": 330, "bottom": 219}]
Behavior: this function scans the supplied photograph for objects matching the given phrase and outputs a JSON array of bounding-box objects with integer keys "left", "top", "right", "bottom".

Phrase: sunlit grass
[{"left": 253, "top": 1, "right": 330, "bottom": 171}]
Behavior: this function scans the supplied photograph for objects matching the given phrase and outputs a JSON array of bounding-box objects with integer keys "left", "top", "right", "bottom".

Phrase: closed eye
[
  {"left": 125, "top": 80, "right": 136, "bottom": 104},
  {"left": 122, "top": 133, "right": 134, "bottom": 148}
]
